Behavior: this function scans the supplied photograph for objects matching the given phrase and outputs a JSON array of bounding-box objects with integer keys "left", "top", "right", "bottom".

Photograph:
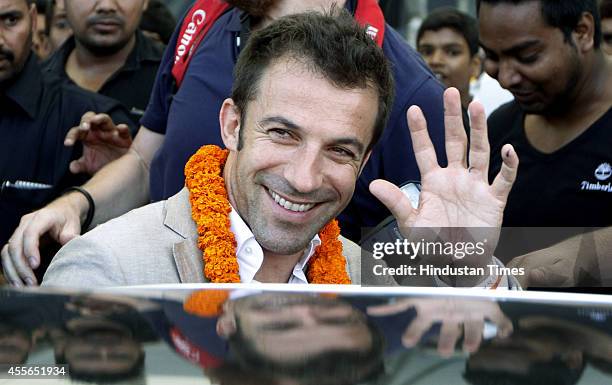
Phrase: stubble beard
[{"left": 524, "top": 49, "right": 583, "bottom": 116}]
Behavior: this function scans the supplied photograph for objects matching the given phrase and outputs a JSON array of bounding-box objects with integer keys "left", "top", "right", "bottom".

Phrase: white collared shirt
[{"left": 229, "top": 206, "right": 321, "bottom": 284}]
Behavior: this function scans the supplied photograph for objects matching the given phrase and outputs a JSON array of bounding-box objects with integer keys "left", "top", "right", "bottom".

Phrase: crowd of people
[{"left": 0, "top": 0, "right": 610, "bottom": 289}]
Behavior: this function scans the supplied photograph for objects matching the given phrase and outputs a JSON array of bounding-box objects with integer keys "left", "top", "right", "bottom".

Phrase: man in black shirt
[
  {"left": 0, "top": 0, "right": 132, "bottom": 283},
  {"left": 42, "top": 0, "right": 164, "bottom": 126},
  {"left": 476, "top": 0, "right": 612, "bottom": 284}
]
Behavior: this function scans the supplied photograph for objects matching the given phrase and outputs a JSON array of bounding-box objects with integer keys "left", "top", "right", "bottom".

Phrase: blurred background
[{"left": 160, "top": 0, "right": 478, "bottom": 48}]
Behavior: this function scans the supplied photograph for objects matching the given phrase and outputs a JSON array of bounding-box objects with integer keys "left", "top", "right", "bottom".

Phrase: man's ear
[
  {"left": 216, "top": 313, "right": 237, "bottom": 339},
  {"left": 219, "top": 98, "right": 241, "bottom": 151},
  {"left": 470, "top": 54, "right": 482, "bottom": 81},
  {"left": 142, "top": 0, "right": 150, "bottom": 11},
  {"left": 573, "top": 12, "right": 596, "bottom": 52}
]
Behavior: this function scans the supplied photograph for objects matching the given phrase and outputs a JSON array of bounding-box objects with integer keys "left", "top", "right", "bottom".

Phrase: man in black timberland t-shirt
[{"left": 477, "top": 0, "right": 612, "bottom": 286}]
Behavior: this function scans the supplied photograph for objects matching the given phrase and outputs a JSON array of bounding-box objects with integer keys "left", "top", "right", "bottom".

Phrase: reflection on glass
[{"left": 1, "top": 287, "right": 611, "bottom": 384}]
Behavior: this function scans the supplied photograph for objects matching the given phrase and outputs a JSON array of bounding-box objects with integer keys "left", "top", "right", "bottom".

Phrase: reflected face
[
  {"left": 221, "top": 294, "right": 372, "bottom": 362},
  {"left": 478, "top": 1, "right": 582, "bottom": 114},
  {"left": 417, "top": 27, "right": 480, "bottom": 98},
  {"left": 0, "top": 325, "right": 30, "bottom": 364},
  {"left": 603, "top": 18, "right": 612, "bottom": 56},
  {"left": 0, "top": 0, "right": 35, "bottom": 84},
  {"left": 64, "top": 0, "right": 147, "bottom": 55},
  {"left": 63, "top": 319, "right": 142, "bottom": 375},
  {"left": 225, "top": 59, "right": 376, "bottom": 255}
]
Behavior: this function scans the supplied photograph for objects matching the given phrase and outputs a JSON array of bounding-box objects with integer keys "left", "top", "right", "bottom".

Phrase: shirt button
[{"left": 245, "top": 247, "right": 252, "bottom": 254}]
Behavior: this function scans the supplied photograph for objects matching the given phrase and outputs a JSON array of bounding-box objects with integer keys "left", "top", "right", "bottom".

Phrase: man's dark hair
[
  {"left": 601, "top": 0, "right": 612, "bottom": 19},
  {"left": 227, "top": 317, "right": 385, "bottom": 385},
  {"left": 140, "top": 0, "right": 177, "bottom": 45},
  {"left": 463, "top": 355, "right": 586, "bottom": 385},
  {"left": 477, "top": 0, "right": 602, "bottom": 48},
  {"left": 417, "top": 7, "right": 480, "bottom": 56},
  {"left": 55, "top": 350, "right": 145, "bottom": 384},
  {"left": 34, "top": 0, "right": 54, "bottom": 36},
  {"left": 231, "top": 9, "right": 394, "bottom": 152}
]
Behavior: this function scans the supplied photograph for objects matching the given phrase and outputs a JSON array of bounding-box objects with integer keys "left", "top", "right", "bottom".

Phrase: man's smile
[{"left": 267, "top": 188, "right": 317, "bottom": 213}]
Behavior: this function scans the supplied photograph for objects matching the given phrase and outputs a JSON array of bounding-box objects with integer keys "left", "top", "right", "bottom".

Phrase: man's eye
[
  {"left": 330, "top": 147, "right": 354, "bottom": 158},
  {"left": 418, "top": 47, "right": 433, "bottom": 56},
  {"left": 483, "top": 50, "right": 499, "bottom": 62},
  {"left": 447, "top": 49, "right": 462, "bottom": 56},
  {"left": 55, "top": 20, "right": 69, "bottom": 30},
  {"left": 518, "top": 54, "right": 539, "bottom": 64},
  {"left": 4, "top": 16, "right": 19, "bottom": 27},
  {"left": 268, "top": 128, "right": 292, "bottom": 139},
  {"left": 263, "top": 322, "right": 298, "bottom": 331}
]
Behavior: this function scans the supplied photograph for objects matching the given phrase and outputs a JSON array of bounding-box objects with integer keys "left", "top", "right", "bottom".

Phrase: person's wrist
[{"left": 60, "top": 188, "right": 94, "bottom": 230}]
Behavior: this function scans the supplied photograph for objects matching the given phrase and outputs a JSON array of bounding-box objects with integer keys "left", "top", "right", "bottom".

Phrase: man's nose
[
  {"left": 95, "top": 0, "right": 119, "bottom": 12},
  {"left": 291, "top": 306, "right": 319, "bottom": 326},
  {"left": 497, "top": 60, "right": 522, "bottom": 90},
  {"left": 430, "top": 49, "right": 445, "bottom": 66},
  {"left": 283, "top": 146, "right": 324, "bottom": 194}
]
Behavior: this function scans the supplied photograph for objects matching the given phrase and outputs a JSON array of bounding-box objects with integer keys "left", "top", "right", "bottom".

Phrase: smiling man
[
  {"left": 215, "top": 293, "right": 384, "bottom": 384},
  {"left": 478, "top": 0, "right": 612, "bottom": 231},
  {"left": 40, "top": 10, "right": 518, "bottom": 287}
]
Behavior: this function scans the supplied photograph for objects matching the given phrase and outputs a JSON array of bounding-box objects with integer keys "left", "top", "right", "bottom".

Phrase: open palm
[{"left": 370, "top": 88, "right": 518, "bottom": 244}]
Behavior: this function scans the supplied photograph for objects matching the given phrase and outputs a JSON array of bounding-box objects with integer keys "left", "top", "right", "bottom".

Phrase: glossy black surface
[{"left": 1, "top": 287, "right": 611, "bottom": 384}]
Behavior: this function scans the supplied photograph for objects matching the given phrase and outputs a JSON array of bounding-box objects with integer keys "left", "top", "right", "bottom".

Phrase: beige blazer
[{"left": 42, "top": 188, "right": 394, "bottom": 288}]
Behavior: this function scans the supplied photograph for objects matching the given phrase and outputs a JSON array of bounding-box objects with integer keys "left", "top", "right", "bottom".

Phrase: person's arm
[
  {"left": 507, "top": 227, "right": 612, "bottom": 287},
  {"left": 1, "top": 126, "right": 163, "bottom": 287}
]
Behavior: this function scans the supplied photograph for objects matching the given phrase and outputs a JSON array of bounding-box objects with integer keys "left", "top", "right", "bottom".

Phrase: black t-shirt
[{"left": 488, "top": 101, "right": 612, "bottom": 228}]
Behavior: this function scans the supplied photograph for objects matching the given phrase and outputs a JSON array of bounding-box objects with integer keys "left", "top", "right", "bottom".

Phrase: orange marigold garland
[
  {"left": 184, "top": 290, "right": 230, "bottom": 317},
  {"left": 184, "top": 145, "right": 351, "bottom": 284}
]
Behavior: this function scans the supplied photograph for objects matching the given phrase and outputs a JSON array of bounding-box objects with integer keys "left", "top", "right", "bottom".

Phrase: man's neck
[
  {"left": 256, "top": 0, "right": 347, "bottom": 30},
  {"left": 254, "top": 249, "right": 306, "bottom": 283},
  {"left": 65, "top": 35, "right": 136, "bottom": 92}
]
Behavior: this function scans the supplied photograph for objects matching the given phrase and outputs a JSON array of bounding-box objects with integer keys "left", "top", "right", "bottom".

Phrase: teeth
[{"left": 269, "top": 189, "right": 315, "bottom": 212}]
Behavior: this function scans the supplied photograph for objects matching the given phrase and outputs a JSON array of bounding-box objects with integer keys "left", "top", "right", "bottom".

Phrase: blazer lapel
[
  {"left": 172, "top": 239, "right": 206, "bottom": 283},
  {"left": 163, "top": 188, "right": 209, "bottom": 283}
]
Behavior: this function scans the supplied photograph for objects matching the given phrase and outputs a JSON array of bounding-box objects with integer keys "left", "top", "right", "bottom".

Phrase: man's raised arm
[{"left": 1, "top": 123, "right": 163, "bottom": 287}]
